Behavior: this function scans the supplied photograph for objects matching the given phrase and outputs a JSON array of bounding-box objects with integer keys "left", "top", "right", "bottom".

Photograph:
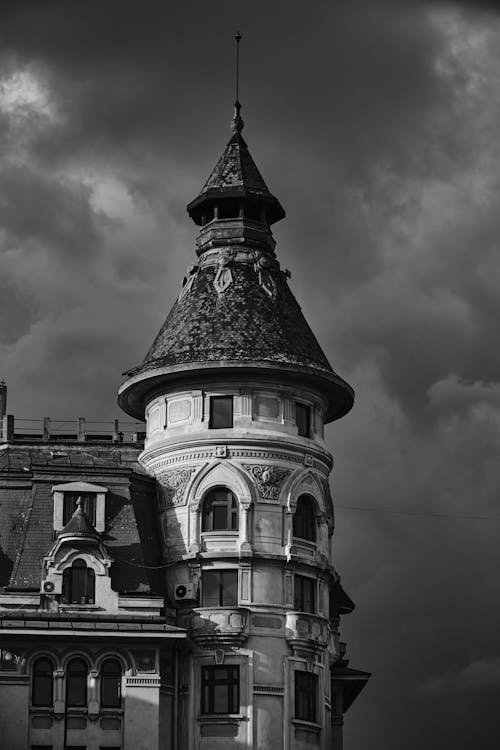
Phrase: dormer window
[
  {"left": 62, "top": 559, "right": 95, "bottom": 605},
  {"left": 63, "top": 492, "right": 96, "bottom": 526},
  {"left": 52, "top": 482, "right": 107, "bottom": 533},
  {"left": 209, "top": 396, "right": 233, "bottom": 429}
]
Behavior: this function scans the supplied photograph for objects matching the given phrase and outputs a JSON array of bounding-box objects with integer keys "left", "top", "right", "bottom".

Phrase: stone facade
[{"left": 0, "top": 103, "right": 369, "bottom": 749}]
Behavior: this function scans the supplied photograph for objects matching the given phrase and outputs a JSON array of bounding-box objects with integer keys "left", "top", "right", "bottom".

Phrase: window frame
[
  {"left": 295, "top": 402, "right": 311, "bottom": 439},
  {"left": 202, "top": 569, "right": 238, "bottom": 607},
  {"left": 209, "top": 395, "right": 234, "bottom": 429},
  {"left": 62, "top": 492, "right": 97, "bottom": 526},
  {"left": 100, "top": 658, "right": 122, "bottom": 709},
  {"left": 66, "top": 657, "right": 88, "bottom": 708},
  {"left": 201, "top": 665, "right": 240, "bottom": 715},
  {"left": 294, "top": 670, "right": 318, "bottom": 723},
  {"left": 201, "top": 487, "right": 239, "bottom": 532},
  {"left": 62, "top": 559, "right": 95, "bottom": 605},
  {"left": 32, "top": 656, "right": 54, "bottom": 708},
  {"left": 293, "top": 574, "right": 316, "bottom": 614},
  {"left": 293, "top": 494, "right": 317, "bottom": 542}
]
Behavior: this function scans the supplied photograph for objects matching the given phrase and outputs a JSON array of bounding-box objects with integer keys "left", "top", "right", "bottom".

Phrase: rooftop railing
[{"left": 0, "top": 415, "right": 146, "bottom": 444}]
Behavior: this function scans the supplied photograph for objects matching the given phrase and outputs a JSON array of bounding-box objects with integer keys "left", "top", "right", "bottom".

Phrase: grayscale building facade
[{"left": 0, "top": 103, "right": 369, "bottom": 750}]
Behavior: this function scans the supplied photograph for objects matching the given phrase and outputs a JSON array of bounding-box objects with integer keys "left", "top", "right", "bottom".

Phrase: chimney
[{"left": 0, "top": 380, "right": 6, "bottom": 421}]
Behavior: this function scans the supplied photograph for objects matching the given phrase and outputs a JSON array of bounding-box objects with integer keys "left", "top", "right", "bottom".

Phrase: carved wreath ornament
[
  {"left": 245, "top": 465, "right": 290, "bottom": 501},
  {"left": 159, "top": 467, "right": 196, "bottom": 508}
]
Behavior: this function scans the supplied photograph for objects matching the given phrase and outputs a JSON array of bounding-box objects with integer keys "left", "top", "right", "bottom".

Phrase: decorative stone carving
[
  {"left": 178, "top": 264, "right": 198, "bottom": 301},
  {"left": 213, "top": 249, "right": 234, "bottom": 293},
  {"left": 245, "top": 464, "right": 290, "bottom": 501},
  {"left": 159, "top": 467, "right": 196, "bottom": 508},
  {"left": 253, "top": 252, "right": 277, "bottom": 299}
]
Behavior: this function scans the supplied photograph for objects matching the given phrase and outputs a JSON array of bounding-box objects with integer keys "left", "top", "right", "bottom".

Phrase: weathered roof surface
[
  {"left": 187, "top": 109, "right": 285, "bottom": 225},
  {"left": 58, "top": 500, "right": 99, "bottom": 539},
  {"left": 134, "top": 262, "right": 332, "bottom": 376},
  {"left": 0, "top": 444, "right": 162, "bottom": 594}
]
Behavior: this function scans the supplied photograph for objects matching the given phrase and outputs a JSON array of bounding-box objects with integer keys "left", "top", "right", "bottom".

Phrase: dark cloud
[{"left": 1, "top": 2, "right": 499, "bottom": 749}]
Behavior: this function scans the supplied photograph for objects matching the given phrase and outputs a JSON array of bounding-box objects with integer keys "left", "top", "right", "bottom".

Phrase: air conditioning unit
[
  {"left": 174, "top": 583, "right": 196, "bottom": 602},
  {"left": 40, "top": 576, "right": 62, "bottom": 595}
]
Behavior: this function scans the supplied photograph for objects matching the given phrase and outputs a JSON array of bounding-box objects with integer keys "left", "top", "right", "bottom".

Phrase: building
[{"left": 0, "top": 101, "right": 369, "bottom": 750}]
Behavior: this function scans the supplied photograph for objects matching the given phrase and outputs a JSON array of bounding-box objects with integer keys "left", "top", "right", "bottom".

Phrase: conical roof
[
  {"left": 187, "top": 105, "right": 285, "bottom": 225},
  {"left": 58, "top": 498, "right": 99, "bottom": 540},
  {"left": 118, "top": 109, "right": 354, "bottom": 423}
]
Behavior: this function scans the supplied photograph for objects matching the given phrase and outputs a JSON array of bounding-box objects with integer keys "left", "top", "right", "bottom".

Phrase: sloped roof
[
  {"left": 187, "top": 113, "right": 285, "bottom": 225},
  {"left": 136, "top": 263, "right": 332, "bottom": 375},
  {"left": 58, "top": 499, "right": 99, "bottom": 539}
]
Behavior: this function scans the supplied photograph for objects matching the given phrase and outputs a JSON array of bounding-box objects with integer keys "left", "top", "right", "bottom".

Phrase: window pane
[
  {"left": 67, "top": 659, "right": 87, "bottom": 707},
  {"left": 294, "top": 575, "right": 315, "bottom": 613},
  {"left": 221, "top": 571, "right": 238, "bottom": 606},
  {"left": 101, "top": 659, "right": 122, "bottom": 708},
  {"left": 213, "top": 503, "right": 228, "bottom": 530},
  {"left": 295, "top": 672, "right": 317, "bottom": 722},
  {"left": 202, "top": 571, "right": 220, "bottom": 607},
  {"left": 293, "top": 495, "right": 316, "bottom": 542},
  {"left": 201, "top": 666, "right": 240, "bottom": 715},
  {"left": 32, "top": 658, "right": 53, "bottom": 707},
  {"left": 295, "top": 403, "right": 310, "bottom": 438},
  {"left": 210, "top": 396, "right": 233, "bottom": 429}
]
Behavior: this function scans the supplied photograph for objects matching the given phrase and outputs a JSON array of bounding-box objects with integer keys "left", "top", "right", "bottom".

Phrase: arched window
[
  {"left": 32, "top": 657, "right": 54, "bottom": 707},
  {"left": 202, "top": 488, "right": 238, "bottom": 532},
  {"left": 66, "top": 658, "right": 88, "bottom": 707},
  {"left": 293, "top": 494, "right": 317, "bottom": 542},
  {"left": 62, "top": 559, "right": 95, "bottom": 604},
  {"left": 101, "top": 658, "right": 122, "bottom": 708}
]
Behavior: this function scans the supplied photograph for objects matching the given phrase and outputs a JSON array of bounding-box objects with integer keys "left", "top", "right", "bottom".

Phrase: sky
[{"left": 1, "top": 0, "right": 499, "bottom": 747}]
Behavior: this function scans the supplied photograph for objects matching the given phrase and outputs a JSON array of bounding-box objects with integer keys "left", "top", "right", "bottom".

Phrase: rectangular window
[
  {"left": 209, "top": 396, "right": 233, "bottom": 429},
  {"left": 295, "top": 671, "right": 318, "bottom": 722},
  {"left": 63, "top": 492, "right": 96, "bottom": 525},
  {"left": 202, "top": 570, "right": 238, "bottom": 607},
  {"left": 295, "top": 402, "right": 311, "bottom": 438},
  {"left": 201, "top": 665, "right": 239, "bottom": 714},
  {"left": 294, "top": 574, "right": 315, "bottom": 613}
]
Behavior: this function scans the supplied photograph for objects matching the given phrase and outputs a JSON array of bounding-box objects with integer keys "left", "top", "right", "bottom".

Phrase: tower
[{"left": 118, "top": 99, "right": 369, "bottom": 749}]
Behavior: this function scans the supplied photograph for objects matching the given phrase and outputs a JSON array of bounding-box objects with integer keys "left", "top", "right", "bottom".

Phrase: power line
[{"left": 336, "top": 505, "right": 500, "bottom": 521}]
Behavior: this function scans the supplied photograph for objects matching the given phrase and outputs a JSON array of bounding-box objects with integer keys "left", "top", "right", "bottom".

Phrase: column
[
  {"left": 189, "top": 502, "right": 201, "bottom": 553},
  {"left": 239, "top": 501, "right": 252, "bottom": 554}
]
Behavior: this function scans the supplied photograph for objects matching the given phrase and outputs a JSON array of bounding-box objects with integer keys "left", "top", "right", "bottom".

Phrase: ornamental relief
[
  {"left": 244, "top": 464, "right": 290, "bottom": 501},
  {"left": 158, "top": 467, "right": 196, "bottom": 508}
]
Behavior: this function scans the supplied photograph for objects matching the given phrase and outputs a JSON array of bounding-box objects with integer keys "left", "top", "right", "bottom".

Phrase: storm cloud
[{"left": 0, "top": 2, "right": 499, "bottom": 748}]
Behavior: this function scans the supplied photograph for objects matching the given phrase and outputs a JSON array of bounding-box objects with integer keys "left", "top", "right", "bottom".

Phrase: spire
[{"left": 232, "top": 31, "right": 243, "bottom": 134}]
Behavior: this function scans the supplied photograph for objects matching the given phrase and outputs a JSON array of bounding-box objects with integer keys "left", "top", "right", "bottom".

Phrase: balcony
[
  {"left": 285, "top": 611, "right": 330, "bottom": 651},
  {"left": 190, "top": 607, "right": 249, "bottom": 647}
]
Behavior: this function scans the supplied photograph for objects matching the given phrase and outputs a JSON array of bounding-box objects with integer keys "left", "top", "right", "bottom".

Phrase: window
[
  {"left": 66, "top": 658, "right": 88, "bottom": 707},
  {"left": 63, "top": 492, "right": 96, "bottom": 525},
  {"left": 62, "top": 559, "right": 95, "bottom": 605},
  {"left": 201, "top": 665, "right": 239, "bottom": 714},
  {"left": 202, "top": 570, "right": 238, "bottom": 607},
  {"left": 32, "top": 657, "right": 54, "bottom": 707},
  {"left": 101, "top": 659, "right": 122, "bottom": 708},
  {"left": 294, "top": 575, "right": 315, "bottom": 613},
  {"left": 202, "top": 488, "right": 238, "bottom": 532},
  {"left": 295, "top": 402, "right": 311, "bottom": 438},
  {"left": 209, "top": 396, "right": 233, "bottom": 429},
  {"left": 295, "top": 671, "right": 317, "bottom": 722},
  {"left": 293, "top": 495, "right": 316, "bottom": 542}
]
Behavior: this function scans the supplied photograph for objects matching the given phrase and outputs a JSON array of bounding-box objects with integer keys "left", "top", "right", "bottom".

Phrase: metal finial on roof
[{"left": 231, "top": 31, "right": 244, "bottom": 134}]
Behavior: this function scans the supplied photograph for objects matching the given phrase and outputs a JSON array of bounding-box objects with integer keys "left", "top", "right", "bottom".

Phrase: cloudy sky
[{"left": 1, "top": 0, "right": 499, "bottom": 747}]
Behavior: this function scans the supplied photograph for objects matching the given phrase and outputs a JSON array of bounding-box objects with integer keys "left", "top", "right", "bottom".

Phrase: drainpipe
[{"left": 172, "top": 647, "right": 179, "bottom": 750}]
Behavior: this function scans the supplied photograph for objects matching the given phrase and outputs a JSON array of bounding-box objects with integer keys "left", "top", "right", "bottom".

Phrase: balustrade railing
[{"left": 0, "top": 415, "right": 146, "bottom": 444}]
